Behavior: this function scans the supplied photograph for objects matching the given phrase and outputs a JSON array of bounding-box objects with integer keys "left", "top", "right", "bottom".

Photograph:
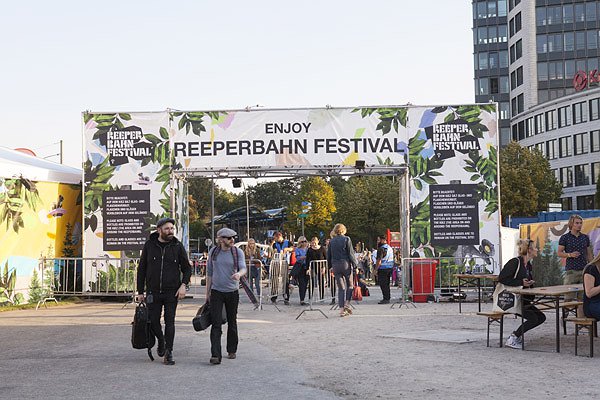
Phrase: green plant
[
  {"left": 28, "top": 268, "right": 44, "bottom": 304},
  {"left": 0, "top": 177, "right": 42, "bottom": 233},
  {"left": 89, "top": 264, "right": 136, "bottom": 292},
  {"left": 0, "top": 261, "right": 24, "bottom": 305}
]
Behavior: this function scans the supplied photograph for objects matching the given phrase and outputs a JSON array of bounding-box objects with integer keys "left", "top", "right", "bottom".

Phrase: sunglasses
[{"left": 221, "top": 236, "right": 234, "bottom": 240}]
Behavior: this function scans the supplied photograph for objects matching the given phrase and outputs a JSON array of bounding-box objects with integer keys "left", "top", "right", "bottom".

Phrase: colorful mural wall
[{"left": 0, "top": 177, "right": 82, "bottom": 304}]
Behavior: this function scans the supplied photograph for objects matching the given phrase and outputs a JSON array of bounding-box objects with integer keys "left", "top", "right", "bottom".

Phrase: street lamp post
[{"left": 233, "top": 178, "right": 250, "bottom": 241}]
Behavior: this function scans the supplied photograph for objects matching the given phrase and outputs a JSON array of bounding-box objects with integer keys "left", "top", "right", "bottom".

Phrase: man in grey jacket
[{"left": 206, "top": 228, "right": 247, "bottom": 365}]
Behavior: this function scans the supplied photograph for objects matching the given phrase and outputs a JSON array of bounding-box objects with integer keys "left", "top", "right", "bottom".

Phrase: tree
[
  {"left": 532, "top": 235, "right": 563, "bottom": 286},
  {"left": 28, "top": 269, "right": 44, "bottom": 304},
  {"left": 247, "top": 178, "right": 300, "bottom": 210},
  {"left": 499, "top": 142, "right": 562, "bottom": 218},
  {"left": 285, "top": 177, "right": 336, "bottom": 239},
  {"left": 333, "top": 176, "right": 400, "bottom": 248}
]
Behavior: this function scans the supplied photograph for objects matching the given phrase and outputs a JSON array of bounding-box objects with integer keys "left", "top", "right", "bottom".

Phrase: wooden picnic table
[
  {"left": 509, "top": 284, "right": 583, "bottom": 353},
  {"left": 454, "top": 273, "right": 498, "bottom": 313}
]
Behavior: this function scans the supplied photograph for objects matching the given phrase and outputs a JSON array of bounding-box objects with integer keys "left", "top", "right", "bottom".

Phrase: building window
[
  {"left": 586, "top": 2, "right": 597, "bottom": 22},
  {"left": 488, "top": 26, "right": 498, "bottom": 44},
  {"left": 510, "top": 12, "right": 522, "bottom": 37},
  {"left": 478, "top": 27, "right": 488, "bottom": 44},
  {"left": 565, "top": 60, "right": 576, "bottom": 79},
  {"left": 500, "top": 76, "right": 509, "bottom": 94},
  {"left": 575, "top": 164, "right": 591, "bottom": 186},
  {"left": 563, "top": 4, "right": 574, "bottom": 24},
  {"left": 511, "top": 67, "right": 523, "bottom": 89},
  {"left": 547, "top": 139, "right": 558, "bottom": 160},
  {"left": 499, "top": 102, "right": 509, "bottom": 120},
  {"left": 559, "top": 136, "right": 572, "bottom": 158},
  {"left": 590, "top": 98, "right": 600, "bottom": 121},
  {"left": 548, "top": 61, "right": 564, "bottom": 80},
  {"left": 490, "top": 77, "right": 499, "bottom": 94},
  {"left": 593, "top": 162, "right": 600, "bottom": 183},
  {"left": 478, "top": 52, "right": 488, "bottom": 70},
  {"left": 574, "top": 132, "right": 589, "bottom": 155},
  {"left": 560, "top": 167, "right": 573, "bottom": 188},
  {"left": 478, "top": 78, "right": 489, "bottom": 95},
  {"left": 562, "top": 197, "right": 573, "bottom": 211},
  {"left": 509, "top": 0, "right": 521, "bottom": 12},
  {"left": 499, "top": 25, "right": 508, "bottom": 43},
  {"left": 499, "top": 50, "right": 509, "bottom": 68},
  {"left": 587, "top": 30, "right": 598, "bottom": 50},
  {"left": 489, "top": 52, "right": 498, "bottom": 69},
  {"left": 545, "top": 109, "right": 557, "bottom": 131},
  {"left": 577, "top": 195, "right": 595, "bottom": 210},
  {"left": 573, "top": 101, "right": 587, "bottom": 124},
  {"left": 535, "top": 114, "right": 544, "bottom": 134},
  {"left": 510, "top": 40, "right": 522, "bottom": 63},
  {"left": 575, "top": 3, "right": 586, "bottom": 22},
  {"left": 591, "top": 130, "right": 600, "bottom": 152},
  {"left": 535, "top": 142, "right": 546, "bottom": 157},
  {"left": 499, "top": 0, "right": 507, "bottom": 17},
  {"left": 558, "top": 106, "right": 571, "bottom": 127},
  {"left": 536, "top": 7, "right": 546, "bottom": 26},
  {"left": 525, "top": 117, "right": 534, "bottom": 137},
  {"left": 576, "top": 31, "right": 586, "bottom": 51},
  {"left": 564, "top": 32, "right": 574, "bottom": 51},
  {"left": 537, "top": 35, "right": 547, "bottom": 53},
  {"left": 488, "top": 0, "right": 497, "bottom": 18},
  {"left": 538, "top": 62, "right": 548, "bottom": 81},
  {"left": 547, "top": 6, "right": 562, "bottom": 25},
  {"left": 477, "top": 2, "right": 487, "bottom": 19}
]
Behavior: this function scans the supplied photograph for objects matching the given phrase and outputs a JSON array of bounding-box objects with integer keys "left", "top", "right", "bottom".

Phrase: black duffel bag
[
  {"left": 193, "top": 302, "right": 227, "bottom": 332},
  {"left": 131, "top": 301, "right": 155, "bottom": 361}
]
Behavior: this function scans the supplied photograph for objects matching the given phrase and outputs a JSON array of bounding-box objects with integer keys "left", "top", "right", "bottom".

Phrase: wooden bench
[
  {"left": 565, "top": 317, "right": 598, "bottom": 357},
  {"left": 477, "top": 311, "right": 507, "bottom": 348},
  {"left": 560, "top": 301, "right": 583, "bottom": 335}
]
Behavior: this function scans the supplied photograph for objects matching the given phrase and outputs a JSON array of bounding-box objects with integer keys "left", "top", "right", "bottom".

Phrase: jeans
[
  {"left": 584, "top": 301, "right": 600, "bottom": 320},
  {"left": 298, "top": 270, "right": 309, "bottom": 302},
  {"left": 378, "top": 268, "right": 393, "bottom": 301},
  {"left": 332, "top": 260, "right": 353, "bottom": 308},
  {"left": 515, "top": 302, "right": 546, "bottom": 338},
  {"left": 210, "top": 289, "right": 239, "bottom": 359},
  {"left": 250, "top": 266, "right": 261, "bottom": 295},
  {"left": 147, "top": 290, "right": 178, "bottom": 351}
]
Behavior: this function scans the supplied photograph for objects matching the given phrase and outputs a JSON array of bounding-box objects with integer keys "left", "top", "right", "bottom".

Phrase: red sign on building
[{"left": 573, "top": 69, "right": 600, "bottom": 91}]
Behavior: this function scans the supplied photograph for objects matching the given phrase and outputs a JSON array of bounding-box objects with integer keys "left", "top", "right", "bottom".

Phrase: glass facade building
[{"left": 473, "top": 0, "right": 600, "bottom": 210}]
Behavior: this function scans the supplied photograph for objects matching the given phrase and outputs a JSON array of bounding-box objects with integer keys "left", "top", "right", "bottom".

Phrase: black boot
[
  {"left": 163, "top": 349, "right": 175, "bottom": 365},
  {"left": 157, "top": 339, "right": 165, "bottom": 357}
]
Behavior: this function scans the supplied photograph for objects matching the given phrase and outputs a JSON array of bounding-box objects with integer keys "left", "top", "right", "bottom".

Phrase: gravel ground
[{"left": 1, "top": 285, "right": 599, "bottom": 400}]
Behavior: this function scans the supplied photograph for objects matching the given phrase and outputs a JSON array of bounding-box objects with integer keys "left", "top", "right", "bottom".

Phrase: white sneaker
[{"left": 505, "top": 334, "right": 522, "bottom": 349}]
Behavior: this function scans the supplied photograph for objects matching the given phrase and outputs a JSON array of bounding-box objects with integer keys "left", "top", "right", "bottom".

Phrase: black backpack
[{"left": 131, "top": 302, "right": 155, "bottom": 361}]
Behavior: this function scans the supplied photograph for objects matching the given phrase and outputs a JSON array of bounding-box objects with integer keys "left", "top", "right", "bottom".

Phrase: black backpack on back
[{"left": 131, "top": 302, "right": 155, "bottom": 361}]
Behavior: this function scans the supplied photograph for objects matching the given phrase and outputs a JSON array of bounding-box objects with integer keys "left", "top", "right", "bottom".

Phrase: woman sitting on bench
[
  {"left": 501, "top": 239, "right": 546, "bottom": 349},
  {"left": 583, "top": 252, "right": 600, "bottom": 320}
]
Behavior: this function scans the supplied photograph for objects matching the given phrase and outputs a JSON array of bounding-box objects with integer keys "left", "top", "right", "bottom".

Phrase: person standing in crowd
[
  {"left": 245, "top": 238, "right": 262, "bottom": 295},
  {"left": 271, "top": 231, "right": 293, "bottom": 305},
  {"left": 136, "top": 217, "right": 191, "bottom": 365},
  {"left": 306, "top": 236, "right": 327, "bottom": 300},
  {"left": 501, "top": 239, "right": 546, "bottom": 349},
  {"left": 558, "top": 214, "right": 593, "bottom": 300},
  {"left": 375, "top": 235, "right": 394, "bottom": 304},
  {"left": 206, "top": 228, "right": 247, "bottom": 365},
  {"left": 294, "top": 236, "right": 309, "bottom": 305},
  {"left": 327, "top": 224, "right": 357, "bottom": 317},
  {"left": 583, "top": 252, "right": 600, "bottom": 320}
]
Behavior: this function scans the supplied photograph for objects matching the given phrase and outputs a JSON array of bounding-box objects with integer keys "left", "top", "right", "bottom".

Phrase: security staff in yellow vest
[{"left": 375, "top": 236, "right": 394, "bottom": 304}]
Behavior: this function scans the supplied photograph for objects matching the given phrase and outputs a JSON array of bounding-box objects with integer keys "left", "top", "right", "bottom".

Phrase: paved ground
[{"left": 1, "top": 285, "right": 600, "bottom": 399}]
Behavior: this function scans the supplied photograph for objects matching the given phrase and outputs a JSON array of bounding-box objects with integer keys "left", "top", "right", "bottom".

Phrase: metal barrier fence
[
  {"left": 266, "top": 255, "right": 289, "bottom": 310},
  {"left": 38, "top": 257, "right": 139, "bottom": 298},
  {"left": 392, "top": 256, "right": 497, "bottom": 306},
  {"left": 296, "top": 260, "right": 331, "bottom": 319}
]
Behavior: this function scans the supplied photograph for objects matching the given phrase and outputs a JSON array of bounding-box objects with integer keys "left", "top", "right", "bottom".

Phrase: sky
[{"left": 0, "top": 0, "right": 475, "bottom": 177}]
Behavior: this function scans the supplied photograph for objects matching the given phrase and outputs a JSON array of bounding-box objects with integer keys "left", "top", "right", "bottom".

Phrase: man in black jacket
[{"left": 136, "top": 217, "right": 191, "bottom": 365}]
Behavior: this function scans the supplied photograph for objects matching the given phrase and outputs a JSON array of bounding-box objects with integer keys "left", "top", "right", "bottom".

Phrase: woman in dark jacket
[
  {"left": 306, "top": 236, "right": 327, "bottom": 300},
  {"left": 583, "top": 252, "right": 600, "bottom": 320},
  {"left": 326, "top": 223, "right": 357, "bottom": 317},
  {"left": 498, "top": 239, "right": 545, "bottom": 349}
]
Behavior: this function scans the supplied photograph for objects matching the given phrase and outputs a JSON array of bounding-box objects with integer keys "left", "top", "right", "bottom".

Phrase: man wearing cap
[
  {"left": 136, "top": 217, "right": 191, "bottom": 365},
  {"left": 206, "top": 227, "right": 247, "bottom": 365}
]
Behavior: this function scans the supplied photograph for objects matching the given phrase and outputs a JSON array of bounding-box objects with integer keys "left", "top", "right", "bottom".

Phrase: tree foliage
[
  {"left": 333, "top": 176, "right": 400, "bottom": 248},
  {"left": 247, "top": 179, "right": 300, "bottom": 210},
  {"left": 499, "top": 142, "right": 562, "bottom": 218},
  {"left": 285, "top": 177, "right": 336, "bottom": 239}
]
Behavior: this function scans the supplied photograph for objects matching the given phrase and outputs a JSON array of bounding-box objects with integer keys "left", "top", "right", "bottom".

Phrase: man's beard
[{"left": 160, "top": 232, "right": 174, "bottom": 241}]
